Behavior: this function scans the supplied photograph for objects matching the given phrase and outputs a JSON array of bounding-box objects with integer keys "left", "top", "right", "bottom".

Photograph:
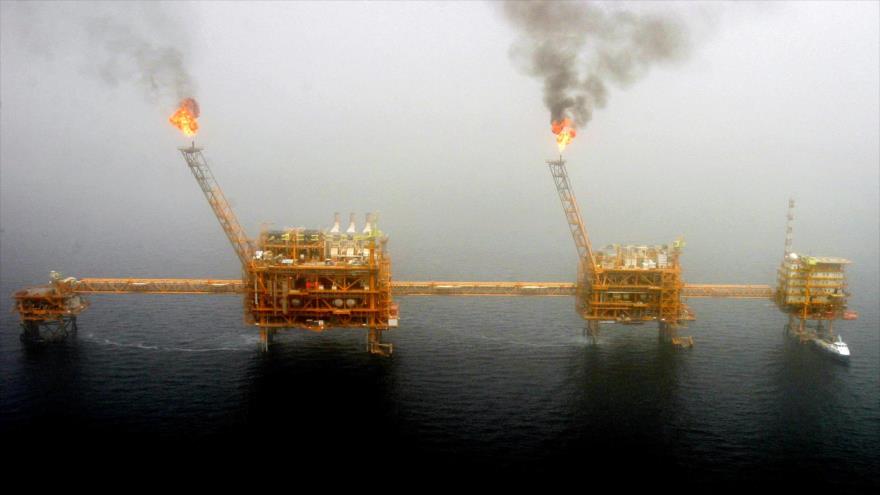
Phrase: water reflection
[{"left": 241, "top": 330, "right": 399, "bottom": 453}]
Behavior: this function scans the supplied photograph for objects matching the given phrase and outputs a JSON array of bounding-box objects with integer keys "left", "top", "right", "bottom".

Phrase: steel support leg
[
  {"left": 797, "top": 317, "right": 808, "bottom": 343},
  {"left": 367, "top": 328, "right": 392, "bottom": 356},
  {"left": 20, "top": 317, "right": 78, "bottom": 344},
  {"left": 259, "top": 328, "right": 274, "bottom": 352},
  {"left": 659, "top": 321, "right": 675, "bottom": 341},
  {"left": 586, "top": 320, "right": 600, "bottom": 344},
  {"left": 20, "top": 321, "right": 41, "bottom": 343},
  {"left": 660, "top": 321, "right": 693, "bottom": 348}
]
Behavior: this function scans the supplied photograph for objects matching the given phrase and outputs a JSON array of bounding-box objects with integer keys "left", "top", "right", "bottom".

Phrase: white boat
[{"left": 812, "top": 334, "right": 850, "bottom": 360}]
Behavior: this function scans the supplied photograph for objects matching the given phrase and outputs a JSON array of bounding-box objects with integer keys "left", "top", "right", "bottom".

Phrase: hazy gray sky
[{"left": 1, "top": 1, "right": 878, "bottom": 291}]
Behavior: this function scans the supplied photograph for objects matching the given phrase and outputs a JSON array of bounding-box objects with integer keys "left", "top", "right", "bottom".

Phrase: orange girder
[{"left": 71, "top": 278, "right": 772, "bottom": 299}]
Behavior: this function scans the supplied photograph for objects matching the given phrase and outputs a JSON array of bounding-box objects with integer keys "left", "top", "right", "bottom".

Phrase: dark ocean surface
[{"left": 1, "top": 272, "right": 878, "bottom": 486}]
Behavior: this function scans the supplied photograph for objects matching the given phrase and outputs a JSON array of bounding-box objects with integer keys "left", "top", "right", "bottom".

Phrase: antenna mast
[{"left": 784, "top": 198, "right": 795, "bottom": 259}]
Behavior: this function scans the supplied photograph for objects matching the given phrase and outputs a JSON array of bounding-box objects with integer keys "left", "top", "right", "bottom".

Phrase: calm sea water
[{"left": 1, "top": 274, "right": 878, "bottom": 486}]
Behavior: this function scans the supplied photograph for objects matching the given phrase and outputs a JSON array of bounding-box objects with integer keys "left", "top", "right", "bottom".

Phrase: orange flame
[
  {"left": 551, "top": 118, "right": 577, "bottom": 152},
  {"left": 169, "top": 97, "right": 200, "bottom": 137}
]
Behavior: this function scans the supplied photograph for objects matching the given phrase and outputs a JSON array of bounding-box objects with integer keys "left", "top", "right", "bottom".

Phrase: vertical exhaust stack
[
  {"left": 330, "top": 212, "right": 341, "bottom": 234},
  {"left": 346, "top": 212, "right": 357, "bottom": 234},
  {"left": 362, "top": 213, "right": 373, "bottom": 234}
]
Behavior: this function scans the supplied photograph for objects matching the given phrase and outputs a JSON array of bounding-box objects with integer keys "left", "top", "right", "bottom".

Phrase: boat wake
[{"left": 85, "top": 334, "right": 252, "bottom": 353}]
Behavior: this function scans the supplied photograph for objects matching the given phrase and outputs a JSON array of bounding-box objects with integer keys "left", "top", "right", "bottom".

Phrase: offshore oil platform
[
  {"left": 10, "top": 101, "right": 859, "bottom": 356},
  {"left": 13, "top": 145, "right": 399, "bottom": 354},
  {"left": 774, "top": 199, "right": 857, "bottom": 357},
  {"left": 546, "top": 157, "right": 693, "bottom": 346},
  {"left": 181, "top": 145, "right": 398, "bottom": 355}
]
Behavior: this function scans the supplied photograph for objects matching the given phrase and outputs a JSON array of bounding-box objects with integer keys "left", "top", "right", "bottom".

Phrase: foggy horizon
[
  {"left": 2, "top": 2, "right": 879, "bottom": 484},
  {"left": 2, "top": 1, "right": 878, "bottom": 292}
]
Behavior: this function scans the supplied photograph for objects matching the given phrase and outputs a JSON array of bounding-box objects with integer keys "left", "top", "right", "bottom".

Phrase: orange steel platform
[
  {"left": 72, "top": 278, "right": 773, "bottom": 299},
  {"left": 12, "top": 274, "right": 89, "bottom": 342}
]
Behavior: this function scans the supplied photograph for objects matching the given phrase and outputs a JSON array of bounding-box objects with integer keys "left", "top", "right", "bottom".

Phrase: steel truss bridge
[{"left": 72, "top": 278, "right": 773, "bottom": 299}]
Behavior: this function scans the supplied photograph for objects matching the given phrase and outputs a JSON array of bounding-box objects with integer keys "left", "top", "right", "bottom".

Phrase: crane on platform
[
  {"left": 546, "top": 156, "right": 600, "bottom": 337},
  {"left": 177, "top": 144, "right": 397, "bottom": 354},
  {"left": 179, "top": 144, "right": 255, "bottom": 268},
  {"left": 544, "top": 156, "right": 693, "bottom": 346},
  {"left": 546, "top": 157, "right": 596, "bottom": 274}
]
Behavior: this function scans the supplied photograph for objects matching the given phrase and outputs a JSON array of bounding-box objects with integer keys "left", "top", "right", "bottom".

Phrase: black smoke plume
[
  {"left": 502, "top": 1, "right": 690, "bottom": 128},
  {"left": 85, "top": 6, "right": 196, "bottom": 104}
]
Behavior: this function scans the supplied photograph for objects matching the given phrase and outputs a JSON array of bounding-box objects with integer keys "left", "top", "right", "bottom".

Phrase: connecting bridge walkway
[{"left": 73, "top": 278, "right": 773, "bottom": 299}]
